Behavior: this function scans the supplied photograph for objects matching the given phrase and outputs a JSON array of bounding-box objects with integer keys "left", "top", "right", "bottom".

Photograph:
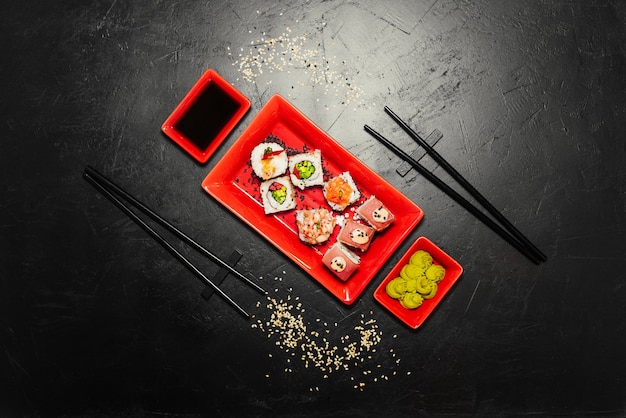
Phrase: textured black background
[{"left": 2, "top": 1, "right": 625, "bottom": 416}]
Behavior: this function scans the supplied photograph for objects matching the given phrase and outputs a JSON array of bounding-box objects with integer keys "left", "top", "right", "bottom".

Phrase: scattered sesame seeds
[
  {"left": 251, "top": 277, "right": 405, "bottom": 391},
  {"left": 231, "top": 27, "right": 366, "bottom": 107}
]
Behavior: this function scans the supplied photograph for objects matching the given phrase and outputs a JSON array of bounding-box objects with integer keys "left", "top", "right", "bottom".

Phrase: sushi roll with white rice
[
  {"left": 356, "top": 195, "right": 395, "bottom": 231},
  {"left": 295, "top": 208, "right": 336, "bottom": 245},
  {"left": 337, "top": 219, "right": 376, "bottom": 252},
  {"left": 288, "top": 149, "right": 324, "bottom": 190},
  {"left": 323, "top": 171, "right": 361, "bottom": 211},
  {"left": 260, "top": 175, "right": 297, "bottom": 214},
  {"left": 250, "top": 142, "right": 288, "bottom": 180},
  {"left": 322, "top": 243, "right": 361, "bottom": 281}
]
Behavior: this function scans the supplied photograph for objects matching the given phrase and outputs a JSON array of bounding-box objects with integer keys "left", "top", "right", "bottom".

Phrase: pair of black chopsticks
[
  {"left": 83, "top": 165, "right": 266, "bottom": 318},
  {"left": 365, "top": 107, "right": 547, "bottom": 265}
]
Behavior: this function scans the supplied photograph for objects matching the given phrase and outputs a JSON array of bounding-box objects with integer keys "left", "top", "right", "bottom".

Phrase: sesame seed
[
  {"left": 232, "top": 28, "right": 367, "bottom": 107},
  {"left": 250, "top": 279, "right": 402, "bottom": 390}
]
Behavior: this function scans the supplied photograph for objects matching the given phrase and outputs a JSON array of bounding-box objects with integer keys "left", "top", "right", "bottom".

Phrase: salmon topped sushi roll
[
  {"left": 323, "top": 171, "right": 360, "bottom": 211},
  {"left": 260, "top": 175, "right": 296, "bottom": 214},
  {"left": 250, "top": 142, "right": 288, "bottom": 180},
  {"left": 322, "top": 243, "right": 360, "bottom": 281},
  {"left": 356, "top": 195, "right": 395, "bottom": 231},
  {"left": 337, "top": 219, "right": 376, "bottom": 252}
]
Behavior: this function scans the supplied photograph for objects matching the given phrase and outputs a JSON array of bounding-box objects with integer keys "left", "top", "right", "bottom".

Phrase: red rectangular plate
[
  {"left": 202, "top": 94, "right": 424, "bottom": 304},
  {"left": 374, "top": 236, "right": 463, "bottom": 328}
]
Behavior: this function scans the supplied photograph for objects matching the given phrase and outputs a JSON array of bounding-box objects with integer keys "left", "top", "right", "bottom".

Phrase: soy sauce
[{"left": 175, "top": 82, "right": 240, "bottom": 150}]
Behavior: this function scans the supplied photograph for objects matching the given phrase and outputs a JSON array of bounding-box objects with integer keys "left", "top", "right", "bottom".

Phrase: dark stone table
[{"left": 2, "top": 1, "right": 625, "bottom": 416}]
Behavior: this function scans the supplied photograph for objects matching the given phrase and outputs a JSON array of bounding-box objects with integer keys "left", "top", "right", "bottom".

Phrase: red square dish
[
  {"left": 162, "top": 69, "right": 251, "bottom": 164},
  {"left": 374, "top": 236, "right": 463, "bottom": 329}
]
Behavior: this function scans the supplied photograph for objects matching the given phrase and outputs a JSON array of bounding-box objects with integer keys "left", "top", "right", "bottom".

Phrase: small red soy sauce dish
[{"left": 162, "top": 69, "right": 251, "bottom": 164}]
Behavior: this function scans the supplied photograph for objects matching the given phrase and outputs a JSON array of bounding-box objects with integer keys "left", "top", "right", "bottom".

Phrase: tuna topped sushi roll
[
  {"left": 356, "top": 195, "right": 395, "bottom": 231},
  {"left": 323, "top": 171, "right": 360, "bottom": 211},
  {"left": 250, "top": 142, "right": 288, "bottom": 180},
  {"left": 289, "top": 149, "right": 324, "bottom": 190},
  {"left": 337, "top": 219, "right": 376, "bottom": 252},
  {"left": 322, "top": 243, "right": 361, "bottom": 281},
  {"left": 260, "top": 175, "right": 296, "bottom": 214}
]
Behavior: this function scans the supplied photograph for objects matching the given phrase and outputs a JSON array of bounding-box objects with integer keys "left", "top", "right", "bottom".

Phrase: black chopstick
[
  {"left": 384, "top": 106, "right": 547, "bottom": 263},
  {"left": 84, "top": 167, "right": 266, "bottom": 318},
  {"left": 363, "top": 125, "right": 543, "bottom": 264},
  {"left": 85, "top": 166, "right": 266, "bottom": 295}
]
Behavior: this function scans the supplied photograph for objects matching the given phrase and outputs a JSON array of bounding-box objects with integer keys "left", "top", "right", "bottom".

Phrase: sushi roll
[
  {"left": 289, "top": 149, "right": 324, "bottom": 190},
  {"left": 322, "top": 243, "right": 361, "bottom": 281},
  {"left": 337, "top": 219, "right": 376, "bottom": 252},
  {"left": 250, "top": 142, "right": 288, "bottom": 180},
  {"left": 323, "top": 171, "right": 360, "bottom": 211},
  {"left": 295, "top": 208, "right": 336, "bottom": 245},
  {"left": 356, "top": 195, "right": 395, "bottom": 231},
  {"left": 260, "top": 175, "right": 297, "bottom": 214}
]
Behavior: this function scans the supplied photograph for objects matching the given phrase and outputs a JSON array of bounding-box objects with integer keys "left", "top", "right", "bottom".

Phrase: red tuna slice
[
  {"left": 322, "top": 243, "right": 360, "bottom": 281},
  {"left": 337, "top": 219, "right": 376, "bottom": 252},
  {"left": 356, "top": 195, "right": 395, "bottom": 231}
]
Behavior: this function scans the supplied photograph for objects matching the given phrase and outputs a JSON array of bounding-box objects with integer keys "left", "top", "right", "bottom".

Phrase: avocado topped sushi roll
[{"left": 288, "top": 149, "right": 324, "bottom": 190}]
